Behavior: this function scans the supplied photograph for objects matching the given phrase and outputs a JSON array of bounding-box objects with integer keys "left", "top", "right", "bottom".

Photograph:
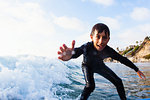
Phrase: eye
[
  {"left": 103, "top": 36, "right": 107, "bottom": 40},
  {"left": 97, "top": 35, "right": 100, "bottom": 39}
]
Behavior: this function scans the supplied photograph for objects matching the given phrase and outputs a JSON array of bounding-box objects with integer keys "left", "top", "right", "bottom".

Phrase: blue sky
[{"left": 0, "top": 0, "right": 150, "bottom": 57}]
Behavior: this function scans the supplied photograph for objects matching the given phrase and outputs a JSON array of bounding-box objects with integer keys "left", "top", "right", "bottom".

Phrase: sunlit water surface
[{"left": 0, "top": 56, "right": 149, "bottom": 100}]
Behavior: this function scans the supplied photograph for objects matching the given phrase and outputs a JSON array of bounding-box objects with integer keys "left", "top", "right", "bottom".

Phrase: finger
[
  {"left": 58, "top": 54, "right": 64, "bottom": 59},
  {"left": 139, "top": 71, "right": 146, "bottom": 80},
  {"left": 137, "top": 73, "right": 142, "bottom": 79},
  {"left": 63, "top": 44, "right": 68, "bottom": 50},
  {"left": 57, "top": 51, "right": 62, "bottom": 55},
  {"left": 58, "top": 56, "right": 63, "bottom": 60},
  {"left": 141, "top": 73, "right": 146, "bottom": 80},
  {"left": 143, "top": 76, "right": 146, "bottom": 80},
  {"left": 71, "top": 40, "right": 75, "bottom": 49},
  {"left": 139, "top": 75, "right": 142, "bottom": 79},
  {"left": 60, "top": 46, "right": 64, "bottom": 52}
]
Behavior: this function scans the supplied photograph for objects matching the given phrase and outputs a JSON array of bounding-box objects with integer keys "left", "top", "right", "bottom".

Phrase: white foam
[{"left": 0, "top": 55, "right": 71, "bottom": 100}]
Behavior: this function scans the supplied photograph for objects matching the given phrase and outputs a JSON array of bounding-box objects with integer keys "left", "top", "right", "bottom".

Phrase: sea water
[{"left": 0, "top": 55, "right": 149, "bottom": 100}]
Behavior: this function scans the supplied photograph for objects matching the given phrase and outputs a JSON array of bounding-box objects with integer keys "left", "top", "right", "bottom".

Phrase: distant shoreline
[{"left": 116, "top": 36, "right": 150, "bottom": 63}]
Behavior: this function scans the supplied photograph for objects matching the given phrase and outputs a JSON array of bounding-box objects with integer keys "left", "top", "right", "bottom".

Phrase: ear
[
  {"left": 90, "top": 35, "right": 93, "bottom": 40},
  {"left": 107, "top": 37, "right": 110, "bottom": 42},
  {"left": 108, "top": 37, "right": 110, "bottom": 41}
]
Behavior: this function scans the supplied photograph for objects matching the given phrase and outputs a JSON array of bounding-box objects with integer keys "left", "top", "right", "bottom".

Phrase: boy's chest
[{"left": 84, "top": 48, "right": 110, "bottom": 60}]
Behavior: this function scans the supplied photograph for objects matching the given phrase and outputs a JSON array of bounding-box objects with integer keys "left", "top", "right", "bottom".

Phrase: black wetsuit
[{"left": 71, "top": 42, "right": 139, "bottom": 100}]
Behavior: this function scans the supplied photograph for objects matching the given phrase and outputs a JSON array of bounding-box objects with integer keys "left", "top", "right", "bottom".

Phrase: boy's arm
[
  {"left": 108, "top": 46, "right": 139, "bottom": 72},
  {"left": 108, "top": 46, "right": 146, "bottom": 79},
  {"left": 71, "top": 45, "right": 85, "bottom": 58},
  {"left": 71, "top": 42, "right": 91, "bottom": 58}
]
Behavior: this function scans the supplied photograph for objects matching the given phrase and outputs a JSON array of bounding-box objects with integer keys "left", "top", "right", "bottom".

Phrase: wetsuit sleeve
[
  {"left": 71, "top": 44, "right": 85, "bottom": 58},
  {"left": 107, "top": 46, "right": 139, "bottom": 72}
]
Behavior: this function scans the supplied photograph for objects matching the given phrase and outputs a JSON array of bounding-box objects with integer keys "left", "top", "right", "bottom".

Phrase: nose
[{"left": 98, "top": 37, "right": 103, "bottom": 45}]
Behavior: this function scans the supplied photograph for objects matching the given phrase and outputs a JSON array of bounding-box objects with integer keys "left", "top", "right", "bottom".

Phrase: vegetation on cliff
[
  {"left": 105, "top": 36, "right": 150, "bottom": 62},
  {"left": 117, "top": 36, "right": 150, "bottom": 61},
  {"left": 143, "top": 54, "right": 150, "bottom": 59}
]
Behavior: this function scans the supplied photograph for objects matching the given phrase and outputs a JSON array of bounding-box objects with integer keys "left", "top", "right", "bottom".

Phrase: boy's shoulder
[
  {"left": 81, "top": 41, "right": 93, "bottom": 47},
  {"left": 79, "top": 41, "right": 93, "bottom": 51},
  {"left": 105, "top": 45, "right": 111, "bottom": 49},
  {"left": 104, "top": 45, "right": 118, "bottom": 55},
  {"left": 104, "top": 45, "right": 115, "bottom": 52}
]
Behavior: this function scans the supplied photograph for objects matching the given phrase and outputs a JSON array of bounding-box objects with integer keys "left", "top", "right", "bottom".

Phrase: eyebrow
[
  {"left": 96, "top": 33, "right": 107, "bottom": 36},
  {"left": 96, "top": 33, "right": 109, "bottom": 39}
]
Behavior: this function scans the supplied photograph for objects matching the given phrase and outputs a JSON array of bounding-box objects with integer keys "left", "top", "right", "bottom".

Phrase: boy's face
[{"left": 90, "top": 30, "right": 110, "bottom": 51}]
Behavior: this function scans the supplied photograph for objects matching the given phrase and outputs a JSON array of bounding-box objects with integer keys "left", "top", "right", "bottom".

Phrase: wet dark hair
[{"left": 90, "top": 23, "right": 110, "bottom": 37}]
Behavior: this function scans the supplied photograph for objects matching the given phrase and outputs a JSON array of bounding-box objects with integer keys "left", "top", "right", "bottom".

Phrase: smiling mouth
[{"left": 97, "top": 44, "right": 104, "bottom": 48}]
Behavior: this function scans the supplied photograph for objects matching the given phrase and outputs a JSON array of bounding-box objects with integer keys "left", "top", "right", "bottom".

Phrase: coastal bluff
[
  {"left": 128, "top": 38, "right": 150, "bottom": 62},
  {"left": 104, "top": 36, "right": 150, "bottom": 63}
]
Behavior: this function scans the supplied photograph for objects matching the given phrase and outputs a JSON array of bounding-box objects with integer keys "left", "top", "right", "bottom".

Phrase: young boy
[{"left": 57, "top": 23, "right": 146, "bottom": 100}]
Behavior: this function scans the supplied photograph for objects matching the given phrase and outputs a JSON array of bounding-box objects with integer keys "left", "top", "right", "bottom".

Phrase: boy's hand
[
  {"left": 57, "top": 40, "right": 75, "bottom": 61},
  {"left": 137, "top": 70, "right": 146, "bottom": 80}
]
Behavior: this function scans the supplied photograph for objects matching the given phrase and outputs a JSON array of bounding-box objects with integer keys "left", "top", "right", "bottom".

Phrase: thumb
[{"left": 71, "top": 40, "right": 75, "bottom": 49}]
